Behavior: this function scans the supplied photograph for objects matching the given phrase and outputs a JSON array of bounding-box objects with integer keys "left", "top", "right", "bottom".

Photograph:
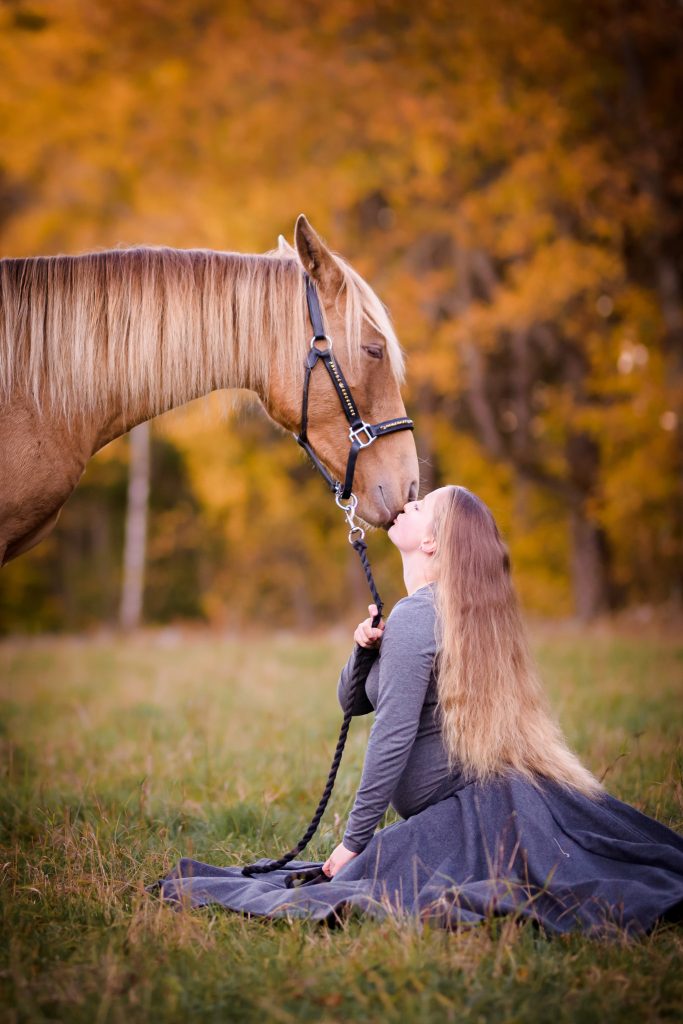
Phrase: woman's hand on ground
[
  {"left": 322, "top": 842, "right": 358, "bottom": 878},
  {"left": 353, "top": 604, "right": 385, "bottom": 649}
]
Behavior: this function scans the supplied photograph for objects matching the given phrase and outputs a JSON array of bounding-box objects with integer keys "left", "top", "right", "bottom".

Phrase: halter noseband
[{"left": 294, "top": 274, "right": 414, "bottom": 505}]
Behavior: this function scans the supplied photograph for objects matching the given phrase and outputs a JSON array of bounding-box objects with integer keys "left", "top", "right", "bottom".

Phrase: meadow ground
[{"left": 1, "top": 620, "right": 682, "bottom": 1023}]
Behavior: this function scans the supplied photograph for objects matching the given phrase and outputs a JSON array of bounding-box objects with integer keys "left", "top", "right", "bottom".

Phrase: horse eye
[{"left": 362, "top": 345, "right": 384, "bottom": 360}]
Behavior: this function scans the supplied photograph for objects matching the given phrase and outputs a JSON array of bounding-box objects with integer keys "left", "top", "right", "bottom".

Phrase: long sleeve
[
  {"left": 342, "top": 597, "right": 436, "bottom": 854},
  {"left": 337, "top": 645, "right": 376, "bottom": 717}
]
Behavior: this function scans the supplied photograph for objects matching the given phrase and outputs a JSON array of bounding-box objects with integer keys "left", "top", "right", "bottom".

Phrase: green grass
[{"left": 1, "top": 623, "right": 682, "bottom": 1023}]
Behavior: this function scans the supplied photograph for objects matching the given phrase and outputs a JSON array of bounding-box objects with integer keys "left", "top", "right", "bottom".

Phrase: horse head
[{"left": 265, "top": 216, "right": 419, "bottom": 529}]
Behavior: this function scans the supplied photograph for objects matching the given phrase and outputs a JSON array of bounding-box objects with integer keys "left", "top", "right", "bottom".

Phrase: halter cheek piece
[{"left": 294, "top": 274, "right": 414, "bottom": 508}]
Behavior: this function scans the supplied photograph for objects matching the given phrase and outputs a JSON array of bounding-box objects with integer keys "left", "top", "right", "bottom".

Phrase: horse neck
[{"left": 70, "top": 247, "right": 307, "bottom": 453}]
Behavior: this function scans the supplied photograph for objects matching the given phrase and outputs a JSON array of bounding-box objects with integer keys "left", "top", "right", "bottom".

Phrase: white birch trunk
[{"left": 119, "top": 421, "right": 150, "bottom": 630}]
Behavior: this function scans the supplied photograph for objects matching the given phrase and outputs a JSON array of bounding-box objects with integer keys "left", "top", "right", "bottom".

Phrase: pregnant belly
[{"left": 391, "top": 747, "right": 465, "bottom": 819}]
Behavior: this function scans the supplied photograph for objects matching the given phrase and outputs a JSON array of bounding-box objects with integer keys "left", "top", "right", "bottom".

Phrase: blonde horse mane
[{"left": 0, "top": 243, "right": 405, "bottom": 424}]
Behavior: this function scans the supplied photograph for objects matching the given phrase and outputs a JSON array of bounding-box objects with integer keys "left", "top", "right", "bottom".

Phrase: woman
[{"left": 153, "top": 486, "right": 683, "bottom": 935}]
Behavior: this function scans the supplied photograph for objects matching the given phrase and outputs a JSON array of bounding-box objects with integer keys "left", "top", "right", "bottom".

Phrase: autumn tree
[{"left": 1, "top": 0, "right": 680, "bottom": 628}]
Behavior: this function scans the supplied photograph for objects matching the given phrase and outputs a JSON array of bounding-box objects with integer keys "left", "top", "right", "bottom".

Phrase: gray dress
[
  {"left": 151, "top": 586, "right": 683, "bottom": 936},
  {"left": 337, "top": 582, "right": 462, "bottom": 853}
]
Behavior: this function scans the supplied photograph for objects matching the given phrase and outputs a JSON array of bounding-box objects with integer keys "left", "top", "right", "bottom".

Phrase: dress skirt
[{"left": 151, "top": 776, "right": 683, "bottom": 936}]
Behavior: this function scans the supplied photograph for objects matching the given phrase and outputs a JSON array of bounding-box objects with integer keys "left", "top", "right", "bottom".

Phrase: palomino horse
[{"left": 0, "top": 216, "right": 418, "bottom": 566}]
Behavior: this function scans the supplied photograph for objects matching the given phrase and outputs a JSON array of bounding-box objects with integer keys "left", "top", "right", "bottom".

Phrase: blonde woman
[{"left": 155, "top": 486, "right": 683, "bottom": 934}]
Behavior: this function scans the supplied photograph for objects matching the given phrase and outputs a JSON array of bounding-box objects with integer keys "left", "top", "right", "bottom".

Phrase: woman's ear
[{"left": 420, "top": 534, "right": 437, "bottom": 556}]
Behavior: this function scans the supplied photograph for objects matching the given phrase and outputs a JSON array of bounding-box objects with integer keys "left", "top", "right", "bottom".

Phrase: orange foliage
[{"left": 1, "top": 0, "right": 681, "bottom": 627}]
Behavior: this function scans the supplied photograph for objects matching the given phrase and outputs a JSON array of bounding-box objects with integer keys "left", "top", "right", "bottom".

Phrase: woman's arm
[
  {"left": 336, "top": 603, "right": 384, "bottom": 717},
  {"left": 341, "top": 597, "right": 436, "bottom": 854},
  {"left": 337, "top": 646, "right": 376, "bottom": 716}
]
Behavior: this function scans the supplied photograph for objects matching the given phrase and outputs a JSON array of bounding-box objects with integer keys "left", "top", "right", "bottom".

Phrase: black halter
[{"left": 294, "top": 274, "right": 414, "bottom": 501}]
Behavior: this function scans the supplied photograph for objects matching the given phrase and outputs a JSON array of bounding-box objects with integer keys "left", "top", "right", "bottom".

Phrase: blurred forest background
[{"left": 0, "top": 0, "right": 681, "bottom": 633}]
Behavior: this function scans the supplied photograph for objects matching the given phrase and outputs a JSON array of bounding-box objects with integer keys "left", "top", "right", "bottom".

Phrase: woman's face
[{"left": 387, "top": 486, "right": 450, "bottom": 554}]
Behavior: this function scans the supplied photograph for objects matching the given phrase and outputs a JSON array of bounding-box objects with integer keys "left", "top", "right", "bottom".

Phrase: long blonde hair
[{"left": 432, "top": 485, "right": 602, "bottom": 797}]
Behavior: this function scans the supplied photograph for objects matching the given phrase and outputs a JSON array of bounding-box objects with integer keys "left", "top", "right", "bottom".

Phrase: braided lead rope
[
  {"left": 241, "top": 537, "right": 382, "bottom": 876},
  {"left": 351, "top": 537, "right": 383, "bottom": 620}
]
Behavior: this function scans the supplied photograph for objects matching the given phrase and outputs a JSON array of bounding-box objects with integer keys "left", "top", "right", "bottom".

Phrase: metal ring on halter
[
  {"left": 334, "top": 488, "right": 362, "bottom": 537},
  {"left": 310, "top": 335, "right": 333, "bottom": 351},
  {"left": 334, "top": 489, "right": 357, "bottom": 513}
]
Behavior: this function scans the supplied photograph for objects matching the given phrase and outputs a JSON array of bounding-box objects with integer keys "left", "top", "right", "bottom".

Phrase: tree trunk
[
  {"left": 569, "top": 504, "right": 610, "bottom": 622},
  {"left": 119, "top": 421, "right": 151, "bottom": 630}
]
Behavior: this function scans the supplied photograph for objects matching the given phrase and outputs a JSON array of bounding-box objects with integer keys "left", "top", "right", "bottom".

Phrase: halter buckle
[{"left": 348, "top": 422, "right": 376, "bottom": 449}]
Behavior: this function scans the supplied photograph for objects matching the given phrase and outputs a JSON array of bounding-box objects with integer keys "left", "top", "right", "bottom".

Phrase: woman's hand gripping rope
[{"left": 353, "top": 603, "right": 385, "bottom": 649}]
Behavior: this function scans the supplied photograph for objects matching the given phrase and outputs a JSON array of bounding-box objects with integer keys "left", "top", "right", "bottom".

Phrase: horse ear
[
  {"left": 294, "top": 215, "right": 343, "bottom": 292},
  {"left": 277, "top": 234, "right": 296, "bottom": 256}
]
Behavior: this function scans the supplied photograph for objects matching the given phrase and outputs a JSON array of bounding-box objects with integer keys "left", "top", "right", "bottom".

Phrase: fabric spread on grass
[{"left": 150, "top": 775, "right": 683, "bottom": 937}]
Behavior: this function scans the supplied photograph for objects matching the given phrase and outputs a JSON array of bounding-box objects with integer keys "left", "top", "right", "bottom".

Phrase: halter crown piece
[{"left": 239, "top": 274, "right": 414, "bottom": 884}]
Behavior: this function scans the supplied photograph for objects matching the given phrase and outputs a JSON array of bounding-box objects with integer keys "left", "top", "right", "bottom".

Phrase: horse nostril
[{"left": 408, "top": 480, "right": 418, "bottom": 502}]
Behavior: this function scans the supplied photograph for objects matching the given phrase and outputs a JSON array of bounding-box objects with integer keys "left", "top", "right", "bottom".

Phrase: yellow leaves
[
  {"left": 433, "top": 423, "right": 571, "bottom": 612},
  {"left": 149, "top": 59, "right": 189, "bottom": 90},
  {"left": 156, "top": 402, "right": 253, "bottom": 515},
  {"left": 491, "top": 239, "right": 623, "bottom": 332},
  {"left": 0, "top": 0, "right": 680, "bottom": 622}
]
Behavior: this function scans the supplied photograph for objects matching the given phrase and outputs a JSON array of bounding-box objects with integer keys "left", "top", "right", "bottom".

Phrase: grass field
[{"left": 1, "top": 622, "right": 682, "bottom": 1023}]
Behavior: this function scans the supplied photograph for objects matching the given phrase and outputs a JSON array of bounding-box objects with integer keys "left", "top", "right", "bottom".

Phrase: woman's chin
[{"left": 387, "top": 524, "right": 402, "bottom": 548}]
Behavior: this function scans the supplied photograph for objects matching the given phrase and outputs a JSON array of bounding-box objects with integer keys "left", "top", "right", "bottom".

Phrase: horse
[{"left": 0, "top": 215, "right": 419, "bottom": 566}]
